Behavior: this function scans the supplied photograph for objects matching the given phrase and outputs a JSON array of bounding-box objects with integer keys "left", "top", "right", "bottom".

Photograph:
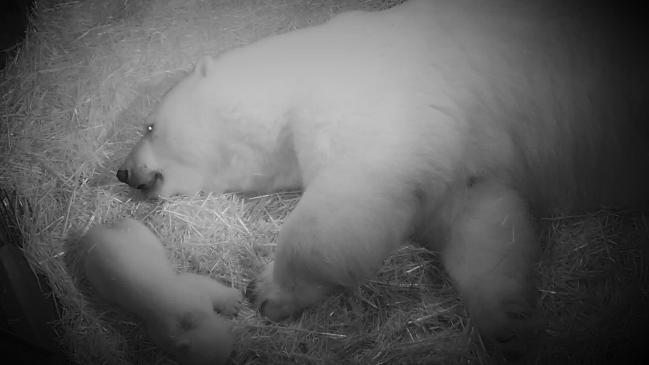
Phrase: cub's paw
[
  {"left": 215, "top": 287, "right": 243, "bottom": 316},
  {"left": 245, "top": 262, "right": 302, "bottom": 322}
]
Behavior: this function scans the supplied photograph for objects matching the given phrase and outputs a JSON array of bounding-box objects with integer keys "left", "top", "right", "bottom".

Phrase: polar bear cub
[{"left": 78, "top": 218, "right": 241, "bottom": 365}]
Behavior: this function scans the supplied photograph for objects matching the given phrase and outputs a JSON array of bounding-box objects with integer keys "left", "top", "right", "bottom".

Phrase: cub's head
[{"left": 117, "top": 57, "right": 258, "bottom": 197}]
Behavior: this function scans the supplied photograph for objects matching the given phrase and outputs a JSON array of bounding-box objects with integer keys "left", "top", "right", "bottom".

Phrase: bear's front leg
[
  {"left": 247, "top": 166, "right": 418, "bottom": 321},
  {"left": 441, "top": 181, "right": 540, "bottom": 360}
]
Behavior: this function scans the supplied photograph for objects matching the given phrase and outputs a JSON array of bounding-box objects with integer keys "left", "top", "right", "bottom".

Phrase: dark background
[{"left": 1, "top": 0, "right": 31, "bottom": 70}]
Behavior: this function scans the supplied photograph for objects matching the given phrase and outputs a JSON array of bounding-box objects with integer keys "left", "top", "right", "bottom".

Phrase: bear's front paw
[{"left": 245, "top": 262, "right": 303, "bottom": 322}]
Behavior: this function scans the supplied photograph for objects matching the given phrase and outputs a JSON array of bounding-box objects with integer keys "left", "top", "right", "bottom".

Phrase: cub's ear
[{"left": 193, "top": 55, "right": 215, "bottom": 78}]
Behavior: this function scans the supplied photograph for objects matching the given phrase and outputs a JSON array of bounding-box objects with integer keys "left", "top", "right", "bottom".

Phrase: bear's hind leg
[
  {"left": 247, "top": 166, "right": 418, "bottom": 321},
  {"left": 441, "top": 182, "right": 540, "bottom": 360}
]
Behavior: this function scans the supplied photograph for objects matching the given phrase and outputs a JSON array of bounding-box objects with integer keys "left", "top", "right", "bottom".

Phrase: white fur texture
[
  {"left": 79, "top": 218, "right": 241, "bottom": 365},
  {"left": 118, "top": 0, "right": 648, "bottom": 357}
]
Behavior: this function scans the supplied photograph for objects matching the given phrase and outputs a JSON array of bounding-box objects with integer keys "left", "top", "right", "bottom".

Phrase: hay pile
[{"left": 0, "top": 0, "right": 647, "bottom": 364}]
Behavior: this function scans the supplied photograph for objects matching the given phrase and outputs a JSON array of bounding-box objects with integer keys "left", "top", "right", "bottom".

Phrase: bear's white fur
[
  {"left": 79, "top": 218, "right": 241, "bottom": 365},
  {"left": 117, "top": 0, "right": 648, "bottom": 356}
]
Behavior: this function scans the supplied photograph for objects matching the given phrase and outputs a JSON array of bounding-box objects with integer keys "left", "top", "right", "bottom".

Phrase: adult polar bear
[{"left": 117, "top": 0, "right": 648, "bottom": 356}]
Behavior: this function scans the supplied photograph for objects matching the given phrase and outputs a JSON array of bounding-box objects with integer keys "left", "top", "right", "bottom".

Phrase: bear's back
[{"left": 202, "top": 0, "right": 648, "bottom": 211}]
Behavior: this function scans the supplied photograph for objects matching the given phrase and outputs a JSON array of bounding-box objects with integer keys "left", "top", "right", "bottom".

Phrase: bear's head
[{"left": 116, "top": 56, "right": 300, "bottom": 197}]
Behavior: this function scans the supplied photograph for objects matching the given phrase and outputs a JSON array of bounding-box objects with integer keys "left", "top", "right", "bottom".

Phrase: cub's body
[{"left": 80, "top": 218, "right": 241, "bottom": 365}]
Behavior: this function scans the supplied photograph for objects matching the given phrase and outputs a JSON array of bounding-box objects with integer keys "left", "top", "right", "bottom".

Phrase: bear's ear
[{"left": 193, "top": 55, "right": 215, "bottom": 78}]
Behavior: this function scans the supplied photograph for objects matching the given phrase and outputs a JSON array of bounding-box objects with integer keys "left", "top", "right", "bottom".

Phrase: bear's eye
[{"left": 146, "top": 124, "right": 154, "bottom": 133}]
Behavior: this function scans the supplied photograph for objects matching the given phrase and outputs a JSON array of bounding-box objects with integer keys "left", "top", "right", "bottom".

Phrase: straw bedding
[{"left": 1, "top": 0, "right": 647, "bottom": 364}]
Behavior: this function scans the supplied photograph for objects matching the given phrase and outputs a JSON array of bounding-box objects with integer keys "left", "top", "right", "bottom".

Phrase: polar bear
[
  {"left": 78, "top": 218, "right": 241, "bottom": 365},
  {"left": 116, "top": 0, "right": 648, "bottom": 357}
]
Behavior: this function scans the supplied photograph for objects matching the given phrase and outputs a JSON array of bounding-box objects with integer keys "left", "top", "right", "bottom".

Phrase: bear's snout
[
  {"left": 116, "top": 166, "right": 163, "bottom": 191},
  {"left": 116, "top": 169, "right": 129, "bottom": 184}
]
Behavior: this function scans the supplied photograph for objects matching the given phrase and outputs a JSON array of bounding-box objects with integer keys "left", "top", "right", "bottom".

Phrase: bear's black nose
[{"left": 116, "top": 169, "right": 129, "bottom": 183}]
